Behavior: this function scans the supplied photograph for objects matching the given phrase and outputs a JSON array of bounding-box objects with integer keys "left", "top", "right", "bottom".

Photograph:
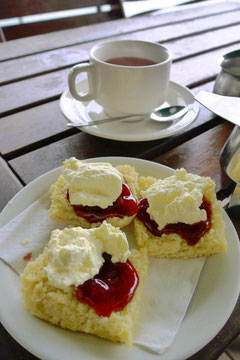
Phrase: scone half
[
  {"left": 49, "top": 163, "right": 139, "bottom": 228},
  {"left": 133, "top": 174, "right": 227, "bottom": 259},
  {"left": 21, "top": 248, "right": 148, "bottom": 345}
]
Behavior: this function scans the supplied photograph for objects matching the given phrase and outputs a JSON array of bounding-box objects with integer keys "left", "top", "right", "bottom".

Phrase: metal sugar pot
[
  {"left": 214, "top": 49, "right": 240, "bottom": 217},
  {"left": 213, "top": 49, "right": 240, "bottom": 96}
]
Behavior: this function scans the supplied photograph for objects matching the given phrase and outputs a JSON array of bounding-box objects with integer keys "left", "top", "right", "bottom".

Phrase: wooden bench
[{"left": 0, "top": 0, "right": 124, "bottom": 41}]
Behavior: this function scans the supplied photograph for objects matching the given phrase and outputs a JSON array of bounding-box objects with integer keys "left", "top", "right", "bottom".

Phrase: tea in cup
[{"left": 68, "top": 40, "right": 172, "bottom": 116}]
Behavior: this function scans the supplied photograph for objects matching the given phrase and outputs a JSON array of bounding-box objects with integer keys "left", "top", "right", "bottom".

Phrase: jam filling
[
  {"left": 67, "top": 183, "right": 138, "bottom": 223},
  {"left": 23, "top": 252, "right": 32, "bottom": 261},
  {"left": 137, "top": 196, "right": 212, "bottom": 246},
  {"left": 76, "top": 253, "right": 139, "bottom": 317}
]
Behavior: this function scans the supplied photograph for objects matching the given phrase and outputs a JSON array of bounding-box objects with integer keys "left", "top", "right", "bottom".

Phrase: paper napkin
[
  {"left": 134, "top": 257, "right": 205, "bottom": 354},
  {"left": 0, "top": 194, "right": 205, "bottom": 354},
  {"left": 0, "top": 193, "right": 66, "bottom": 274}
]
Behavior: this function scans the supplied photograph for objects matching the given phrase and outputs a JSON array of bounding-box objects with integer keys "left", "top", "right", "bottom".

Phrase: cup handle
[{"left": 68, "top": 63, "right": 96, "bottom": 101}]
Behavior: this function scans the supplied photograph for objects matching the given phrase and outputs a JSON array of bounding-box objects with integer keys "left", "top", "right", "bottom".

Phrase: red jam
[
  {"left": 23, "top": 252, "right": 32, "bottom": 261},
  {"left": 137, "top": 196, "right": 212, "bottom": 246},
  {"left": 76, "top": 253, "right": 139, "bottom": 317},
  {"left": 67, "top": 183, "right": 138, "bottom": 223}
]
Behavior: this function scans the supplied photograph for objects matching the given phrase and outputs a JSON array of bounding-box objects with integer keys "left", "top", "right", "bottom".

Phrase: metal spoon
[{"left": 67, "top": 105, "right": 189, "bottom": 128}]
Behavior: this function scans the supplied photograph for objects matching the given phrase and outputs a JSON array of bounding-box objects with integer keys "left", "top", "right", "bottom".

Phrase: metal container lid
[{"left": 219, "top": 49, "right": 240, "bottom": 77}]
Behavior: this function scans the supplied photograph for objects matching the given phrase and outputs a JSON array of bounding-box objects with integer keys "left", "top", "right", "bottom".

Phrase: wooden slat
[
  {"left": 152, "top": 122, "right": 234, "bottom": 193},
  {"left": 2, "top": 18, "right": 240, "bottom": 85},
  {"left": 167, "top": 23, "right": 240, "bottom": 62},
  {"left": 1, "top": 40, "right": 240, "bottom": 117},
  {"left": 8, "top": 100, "right": 224, "bottom": 185},
  {"left": 0, "top": 1, "right": 239, "bottom": 61},
  {"left": 114, "top": 10, "right": 240, "bottom": 44},
  {"left": 0, "top": 70, "right": 67, "bottom": 116},
  {"left": 171, "top": 41, "right": 240, "bottom": 87},
  {"left": 227, "top": 336, "right": 240, "bottom": 360},
  {"left": 0, "top": 43, "right": 92, "bottom": 86},
  {"left": 0, "top": 80, "right": 215, "bottom": 159},
  {"left": 6, "top": 125, "right": 204, "bottom": 184},
  {"left": 0, "top": 157, "right": 23, "bottom": 212},
  {"left": 8, "top": 101, "right": 230, "bottom": 188},
  {"left": 0, "top": 100, "right": 78, "bottom": 157}
]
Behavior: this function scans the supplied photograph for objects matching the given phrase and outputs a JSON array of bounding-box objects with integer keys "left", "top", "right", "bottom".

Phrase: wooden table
[{"left": 0, "top": 1, "right": 240, "bottom": 359}]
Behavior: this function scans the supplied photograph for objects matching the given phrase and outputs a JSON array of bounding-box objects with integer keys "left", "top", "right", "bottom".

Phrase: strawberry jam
[
  {"left": 76, "top": 253, "right": 139, "bottom": 317},
  {"left": 137, "top": 196, "right": 212, "bottom": 246},
  {"left": 67, "top": 183, "right": 138, "bottom": 223},
  {"left": 23, "top": 252, "right": 32, "bottom": 261}
]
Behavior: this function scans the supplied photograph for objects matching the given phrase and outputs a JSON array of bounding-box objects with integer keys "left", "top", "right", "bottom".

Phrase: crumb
[
  {"left": 21, "top": 238, "right": 29, "bottom": 245},
  {"left": 23, "top": 252, "right": 32, "bottom": 261}
]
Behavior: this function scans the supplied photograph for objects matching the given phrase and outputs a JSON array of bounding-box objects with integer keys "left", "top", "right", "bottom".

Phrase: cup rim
[{"left": 90, "top": 39, "right": 172, "bottom": 68}]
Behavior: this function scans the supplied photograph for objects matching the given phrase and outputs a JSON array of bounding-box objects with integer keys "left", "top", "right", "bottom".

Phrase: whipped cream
[
  {"left": 142, "top": 168, "right": 208, "bottom": 230},
  {"left": 62, "top": 158, "right": 123, "bottom": 209},
  {"left": 44, "top": 221, "right": 130, "bottom": 289}
]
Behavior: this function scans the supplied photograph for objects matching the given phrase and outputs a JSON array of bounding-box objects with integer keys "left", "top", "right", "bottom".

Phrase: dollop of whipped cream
[
  {"left": 142, "top": 168, "right": 208, "bottom": 230},
  {"left": 62, "top": 158, "right": 123, "bottom": 209},
  {"left": 44, "top": 221, "right": 130, "bottom": 289}
]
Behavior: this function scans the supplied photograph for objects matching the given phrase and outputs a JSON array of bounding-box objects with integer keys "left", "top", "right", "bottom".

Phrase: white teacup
[{"left": 68, "top": 40, "right": 172, "bottom": 116}]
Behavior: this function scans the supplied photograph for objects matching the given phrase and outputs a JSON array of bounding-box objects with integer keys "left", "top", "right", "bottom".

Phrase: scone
[
  {"left": 131, "top": 168, "right": 227, "bottom": 258},
  {"left": 49, "top": 158, "right": 139, "bottom": 228},
  {"left": 21, "top": 222, "right": 148, "bottom": 345}
]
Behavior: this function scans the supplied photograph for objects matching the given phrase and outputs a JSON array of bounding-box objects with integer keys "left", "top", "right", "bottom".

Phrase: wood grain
[
  {"left": 0, "top": 80, "right": 214, "bottom": 159},
  {"left": 0, "top": 1, "right": 239, "bottom": 61},
  {"left": 2, "top": 19, "right": 240, "bottom": 85},
  {"left": 8, "top": 106, "right": 222, "bottom": 185},
  {"left": 0, "top": 100, "right": 78, "bottom": 157},
  {"left": 1, "top": 40, "right": 240, "bottom": 118},
  {"left": 153, "top": 122, "right": 234, "bottom": 192},
  {"left": 1, "top": 11, "right": 240, "bottom": 85},
  {"left": 0, "top": 157, "right": 23, "bottom": 212}
]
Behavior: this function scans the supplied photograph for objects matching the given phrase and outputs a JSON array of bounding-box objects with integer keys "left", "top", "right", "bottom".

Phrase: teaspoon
[{"left": 67, "top": 105, "right": 190, "bottom": 128}]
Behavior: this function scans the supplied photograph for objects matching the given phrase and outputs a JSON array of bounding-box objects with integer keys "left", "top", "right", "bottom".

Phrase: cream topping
[
  {"left": 62, "top": 158, "right": 123, "bottom": 209},
  {"left": 44, "top": 221, "right": 130, "bottom": 289},
  {"left": 142, "top": 168, "right": 207, "bottom": 230}
]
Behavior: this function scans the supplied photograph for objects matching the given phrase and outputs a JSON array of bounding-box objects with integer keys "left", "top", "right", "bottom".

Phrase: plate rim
[{"left": 0, "top": 156, "right": 239, "bottom": 360}]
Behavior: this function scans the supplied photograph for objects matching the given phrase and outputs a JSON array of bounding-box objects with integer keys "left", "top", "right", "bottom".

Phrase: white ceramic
[
  {"left": 0, "top": 157, "right": 240, "bottom": 360},
  {"left": 68, "top": 40, "right": 172, "bottom": 116},
  {"left": 60, "top": 79, "right": 199, "bottom": 141}
]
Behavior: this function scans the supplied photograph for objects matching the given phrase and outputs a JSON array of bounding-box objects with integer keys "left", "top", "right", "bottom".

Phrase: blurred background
[{"left": 0, "top": 0, "right": 207, "bottom": 41}]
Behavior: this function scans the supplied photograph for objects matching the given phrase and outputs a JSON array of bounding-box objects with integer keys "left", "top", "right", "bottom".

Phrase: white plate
[
  {"left": 0, "top": 157, "right": 239, "bottom": 360},
  {"left": 60, "top": 80, "right": 199, "bottom": 142}
]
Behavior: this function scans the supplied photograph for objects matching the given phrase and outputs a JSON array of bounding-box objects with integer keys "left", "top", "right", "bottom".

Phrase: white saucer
[{"left": 60, "top": 79, "right": 199, "bottom": 142}]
